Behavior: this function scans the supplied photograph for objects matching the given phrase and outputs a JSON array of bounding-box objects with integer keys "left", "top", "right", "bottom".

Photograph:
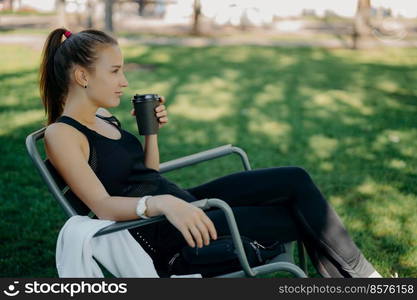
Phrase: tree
[
  {"left": 352, "top": 0, "right": 372, "bottom": 49},
  {"left": 104, "top": 0, "right": 114, "bottom": 32},
  {"left": 4, "top": 0, "right": 14, "bottom": 11},
  {"left": 55, "top": 0, "right": 67, "bottom": 28},
  {"left": 137, "top": 0, "right": 148, "bottom": 16},
  {"left": 86, "top": 0, "right": 95, "bottom": 28},
  {"left": 191, "top": 0, "right": 202, "bottom": 36}
]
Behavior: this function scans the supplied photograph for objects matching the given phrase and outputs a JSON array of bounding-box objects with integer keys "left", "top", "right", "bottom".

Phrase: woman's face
[{"left": 85, "top": 45, "right": 129, "bottom": 108}]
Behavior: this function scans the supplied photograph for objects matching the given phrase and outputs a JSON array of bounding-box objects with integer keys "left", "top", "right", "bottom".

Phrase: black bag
[{"left": 167, "top": 235, "right": 286, "bottom": 277}]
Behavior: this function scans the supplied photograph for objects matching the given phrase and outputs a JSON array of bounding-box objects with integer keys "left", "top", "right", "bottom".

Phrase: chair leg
[{"left": 297, "top": 239, "right": 308, "bottom": 277}]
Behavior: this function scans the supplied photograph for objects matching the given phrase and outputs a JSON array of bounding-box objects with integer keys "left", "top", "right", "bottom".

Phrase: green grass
[
  {"left": 0, "top": 10, "right": 55, "bottom": 16},
  {"left": 0, "top": 41, "right": 416, "bottom": 278},
  {"left": 0, "top": 27, "right": 51, "bottom": 35}
]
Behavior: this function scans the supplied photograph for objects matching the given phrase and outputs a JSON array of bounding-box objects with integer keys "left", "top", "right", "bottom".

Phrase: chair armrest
[
  {"left": 93, "top": 198, "right": 258, "bottom": 277},
  {"left": 93, "top": 215, "right": 166, "bottom": 237},
  {"left": 159, "top": 144, "right": 251, "bottom": 173},
  {"left": 93, "top": 199, "right": 215, "bottom": 237},
  {"left": 92, "top": 198, "right": 215, "bottom": 237}
]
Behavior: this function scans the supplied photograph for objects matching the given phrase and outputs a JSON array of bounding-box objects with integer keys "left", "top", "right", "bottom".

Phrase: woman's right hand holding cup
[{"left": 147, "top": 195, "right": 218, "bottom": 248}]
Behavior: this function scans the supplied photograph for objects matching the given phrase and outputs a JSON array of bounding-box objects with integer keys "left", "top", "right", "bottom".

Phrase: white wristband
[{"left": 136, "top": 195, "right": 152, "bottom": 219}]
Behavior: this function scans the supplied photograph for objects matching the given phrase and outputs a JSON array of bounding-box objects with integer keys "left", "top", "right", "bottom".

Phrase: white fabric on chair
[{"left": 56, "top": 215, "right": 159, "bottom": 278}]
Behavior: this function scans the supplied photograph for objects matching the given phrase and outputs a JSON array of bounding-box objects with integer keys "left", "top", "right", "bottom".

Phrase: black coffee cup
[{"left": 131, "top": 94, "right": 161, "bottom": 135}]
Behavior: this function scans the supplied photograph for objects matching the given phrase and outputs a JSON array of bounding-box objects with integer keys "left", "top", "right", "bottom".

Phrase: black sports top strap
[
  {"left": 95, "top": 114, "right": 122, "bottom": 128},
  {"left": 56, "top": 114, "right": 122, "bottom": 131},
  {"left": 55, "top": 115, "right": 90, "bottom": 134}
]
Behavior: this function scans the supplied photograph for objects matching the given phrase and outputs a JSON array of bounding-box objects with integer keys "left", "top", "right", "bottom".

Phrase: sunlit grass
[
  {"left": 0, "top": 110, "right": 44, "bottom": 136},
  {"left": 1, "top": 41, "right": 416, "bottom": 278},
  {"left": 1, "top": 51, "right": 40, "bottom": 75}
]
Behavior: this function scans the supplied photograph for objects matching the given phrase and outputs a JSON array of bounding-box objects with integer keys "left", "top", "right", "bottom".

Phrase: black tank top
[{"left": 54, "top": 114, "right": 197, "bottom": 203}]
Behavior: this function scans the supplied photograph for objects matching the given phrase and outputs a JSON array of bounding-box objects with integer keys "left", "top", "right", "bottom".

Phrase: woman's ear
[{"left": 73, "top": 65, "right": 89, "bottom": 88}]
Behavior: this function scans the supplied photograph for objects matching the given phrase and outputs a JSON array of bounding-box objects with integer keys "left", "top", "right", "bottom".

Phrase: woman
[{"left": 40, "top": 28, "right": 383, "bottom": 278}]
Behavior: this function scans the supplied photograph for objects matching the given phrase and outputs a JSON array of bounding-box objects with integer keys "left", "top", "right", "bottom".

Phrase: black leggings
[{"left": 138, "top": 166, "right": 376, "bottom": 278}]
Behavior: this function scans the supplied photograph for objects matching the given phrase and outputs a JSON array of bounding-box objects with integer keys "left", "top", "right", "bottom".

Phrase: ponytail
[{"left": 39, "top": 28, "right": 118, "bottom": 125}]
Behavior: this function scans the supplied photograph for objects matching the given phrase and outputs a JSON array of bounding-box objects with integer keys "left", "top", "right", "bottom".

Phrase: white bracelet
[{"left": 136, "top": 195, "right": 152, "bottom": 219}]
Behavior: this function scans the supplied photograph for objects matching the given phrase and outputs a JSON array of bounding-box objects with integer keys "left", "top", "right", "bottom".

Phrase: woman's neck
[
  {"left": 62, "top": 91, "right": 99, "bottom": 126},
  {"left": 62, "top": 107, "right": 98, "bottom": 127}
]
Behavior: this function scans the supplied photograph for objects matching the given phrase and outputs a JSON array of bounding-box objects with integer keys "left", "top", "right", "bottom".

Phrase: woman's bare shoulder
[
  {"left": 45, "top": 122, "right": 82, "bottom": 141},
  {"left": 44, "top": 122, "right": 88, "bottom": 161}
]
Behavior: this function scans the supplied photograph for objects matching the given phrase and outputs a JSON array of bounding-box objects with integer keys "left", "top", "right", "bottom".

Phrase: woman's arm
[
  {"left": 45, "top": 122, "right": 217, "bottom": 247},
  {"left": 144, "top": 134, "right": 160, "bottom": 171}
]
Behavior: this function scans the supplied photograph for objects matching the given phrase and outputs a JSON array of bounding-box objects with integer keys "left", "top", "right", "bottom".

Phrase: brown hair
[{"left": 39, "top": 28, "right": 118, "bottom": 125}]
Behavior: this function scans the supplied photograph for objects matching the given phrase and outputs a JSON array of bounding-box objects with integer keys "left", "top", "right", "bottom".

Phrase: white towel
[{"left": 56, "top": 215, "right": 159, "bottom": 278}]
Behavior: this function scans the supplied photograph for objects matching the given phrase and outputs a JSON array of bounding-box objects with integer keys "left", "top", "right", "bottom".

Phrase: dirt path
[
  {"left": 1, "top": 15, "right": 416, "bottom": 49},
  {"left": 2, "top": 32, "right": 417, "bottom": 51}
]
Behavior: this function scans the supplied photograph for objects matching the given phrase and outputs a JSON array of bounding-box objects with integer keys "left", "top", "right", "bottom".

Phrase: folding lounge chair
[{"left": 25, "top": 127, "right": 308, "bottom": 278}]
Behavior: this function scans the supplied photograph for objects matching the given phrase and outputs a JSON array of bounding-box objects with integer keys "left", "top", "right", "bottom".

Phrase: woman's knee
[{"left": 286, "top": 166, "right": 312, "bottom": 183}]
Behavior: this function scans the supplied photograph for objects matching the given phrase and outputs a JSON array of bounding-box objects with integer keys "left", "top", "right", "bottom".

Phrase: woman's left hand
[{"left": 130, "top": 95, "right": 169, "bottom": 129}]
